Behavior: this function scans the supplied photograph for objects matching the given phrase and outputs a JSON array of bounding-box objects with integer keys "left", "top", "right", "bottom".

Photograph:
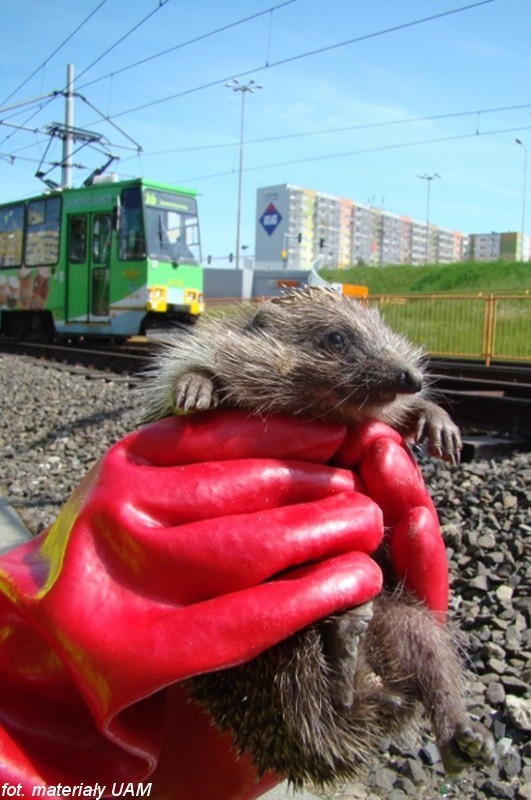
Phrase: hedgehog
[
  {"left": 141, "top": 287, "right": 462, "bottom": 463},
  {"left": 189, "top": 593, "right": 495, "bottom": 787},
  {"left": 140, "top": 287, "right": 495, "bottom": 787}
]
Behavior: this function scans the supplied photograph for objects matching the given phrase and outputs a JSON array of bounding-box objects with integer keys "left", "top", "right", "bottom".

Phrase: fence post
[{"left": 482, "top": 294, "right": 496, "bottom": 366}]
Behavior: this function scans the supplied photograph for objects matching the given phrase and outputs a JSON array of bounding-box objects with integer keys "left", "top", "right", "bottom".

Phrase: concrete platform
[
  {"left": 0, "top": 498, "right": 31, "bottom": 554},
  {"left": 461, "top": 434, "right": 531, "bottom": 461}
]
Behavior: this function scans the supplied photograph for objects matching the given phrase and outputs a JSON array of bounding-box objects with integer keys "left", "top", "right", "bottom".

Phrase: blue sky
[{"left": 1, "top": 0, "right": 530, "bottom": 264}]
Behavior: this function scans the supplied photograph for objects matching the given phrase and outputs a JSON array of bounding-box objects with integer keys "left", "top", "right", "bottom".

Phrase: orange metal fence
[
  {"left": 204, "top": 292, "right": 531, "bottom": 365},
  {"left": 369, "top": 293, "right": 531, "bottom": 365}
]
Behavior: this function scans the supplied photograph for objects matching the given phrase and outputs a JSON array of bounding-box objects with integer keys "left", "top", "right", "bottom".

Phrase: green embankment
[
  {"left": 319, "top": 261, "right": 530, "bottom": 295},
  {"left": 319, "top": 262, "right": 530, "bottom": 360}
]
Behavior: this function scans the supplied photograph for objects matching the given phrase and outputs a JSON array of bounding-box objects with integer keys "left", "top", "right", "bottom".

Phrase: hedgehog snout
[{"left": 397, "top": 366, "right": 423, "bottom": 394}]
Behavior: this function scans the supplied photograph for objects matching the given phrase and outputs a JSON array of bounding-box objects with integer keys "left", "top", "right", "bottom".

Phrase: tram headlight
[
  {"left": 185, "top": 289, "right": 204, "bottom": 316},
  {"left": 147, "top": 285, "right": 167, "bottom": 312}
]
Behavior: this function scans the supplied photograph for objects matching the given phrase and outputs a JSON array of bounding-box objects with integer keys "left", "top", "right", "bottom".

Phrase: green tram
[{"left": 0, "top": 177, "right": 204, "bottom": 340}]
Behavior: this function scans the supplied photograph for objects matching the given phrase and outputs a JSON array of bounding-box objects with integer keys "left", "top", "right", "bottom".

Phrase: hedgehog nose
[{"left": 398, "top": 368, "right": 423, "bottom": 394}]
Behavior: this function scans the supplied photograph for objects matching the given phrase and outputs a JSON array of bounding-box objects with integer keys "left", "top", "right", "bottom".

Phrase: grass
[
  {"left": 374, "top": 296, "right": 486, "bottom": 356},
  {"left": 318, "top": 262, "right": 531, "bottom": 361},
  {"left": 319, "top": 260, "right": 531, "bottom": 295},
  {"left": 203, "top": 262, "right": 531, "bottom": 361}
]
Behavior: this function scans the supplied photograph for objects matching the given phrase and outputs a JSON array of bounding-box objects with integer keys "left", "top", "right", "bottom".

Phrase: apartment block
[
  {"left": 470, "top": 231, "right": 530, "bottom": 262},
  {"left": 256, "top": 183, "right": 471, "bottom": 270}
]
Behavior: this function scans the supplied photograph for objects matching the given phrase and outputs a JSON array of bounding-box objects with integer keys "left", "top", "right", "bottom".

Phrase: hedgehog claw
[
  {"left": 175, "top": 373, "right": 217, "bottom": 412},
  {"left": 415, "top": 406, "right": 462, "bottom": 465}
]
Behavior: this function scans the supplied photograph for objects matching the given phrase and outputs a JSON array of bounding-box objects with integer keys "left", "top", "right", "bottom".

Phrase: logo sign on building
[{"left": 259, "top": 203, "right": 282, "bottom": 236}]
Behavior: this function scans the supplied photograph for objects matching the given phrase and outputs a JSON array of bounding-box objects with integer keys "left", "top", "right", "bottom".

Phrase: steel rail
[{"left": 1, "top": 339, "right": 530, "bottom": 444}]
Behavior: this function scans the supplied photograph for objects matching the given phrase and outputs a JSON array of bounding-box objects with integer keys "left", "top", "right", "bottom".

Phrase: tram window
[
  {"left": 119, "top": 187, "right": 145, "bottom": 261},
  {"left": 92, "top": 214, "right": 112, "bottom": 263},
  {"left": 184, "top": 216, "right": 200, "bottom": 247},
  {"left": 144, "top": 202, "right": 199, "bottom": 264},
  {"left": 0, "top": 204, "right": 24, "bottom": 267},
  {"left": 26, "top": 196, "right": 61, "bottom": 266},
  {"left": 68, "top": 215, "right": 87, "bottom": 263}
]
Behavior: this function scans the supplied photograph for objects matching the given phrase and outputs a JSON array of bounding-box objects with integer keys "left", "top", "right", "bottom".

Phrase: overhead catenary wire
[
  {"left": 77, "top": 94, "right": 143, "bottom": 152},
  {"left": 0, "top": 0, "right": 504, "bottom": 193},
  {"left": 5, "top": 111, "right": 530, "bottom": 179},
  {"left": 5, "top": 96, "right": 529, "bottom": 176},
  {"left": 117, "top": 101, "right": 531, "bottom": 160},
  {"left": 0, "top": 93, "right": 59, "bottom": 117},
  {"left": 0, "top": 1, "right": 293, "bottom": 149},
  {"left": 170, "top": 122, "right": 531, "bottom": 186},
  {"left": 73, "top": 0, "right": 172, "bottom": 86},
  {"left": 0, "top": 0, "right": 169, "bottom": 156},
  {"left": 87, "top": 0, "right": 495, "bottom": 123},
  {"left": 0, "top": 0, "right": 109, "bottom": 108},
  {"left": 0, "top": 0, "right": 495, "bottom": 162},
  {"left": 75, "top": 0, "right": 298, "bottom": 92},
  {"left": 0, "top": 95, "right": 58, "bottom": 151},
  {"left": 0, "top": 0, "right": 109, "bottom": 151}
]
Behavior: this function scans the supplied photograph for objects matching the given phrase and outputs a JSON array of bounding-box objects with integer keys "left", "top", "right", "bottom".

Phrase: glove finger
[
  {"left": 359, "top": 437, "right": 437, "bottom": 527},
  {"left": 104, "top": 492, "right": 384, "bottom": 604},
  {"left": 122, "top": 409, "right": 347, "bottom": 467},
  {"left": 177, "top": 550, "right": 384, "bottom": 676},
  {"left": 389, "top": 505, "right": 449, "bottom": 615},
  {"left": 114, "top": 459, "right": 363, "bottom": 525},
  {"left": 333, "top": 419, "right": 403, "bottom": 467},
  {"left": 82, "top": 551, "right": 384, "bottom": 720}
]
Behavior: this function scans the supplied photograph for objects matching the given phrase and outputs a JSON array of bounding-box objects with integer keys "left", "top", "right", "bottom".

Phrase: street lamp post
[
  {"left": 225, "top": 79, "right": 263, "bottom": 269},
  {"left": 515, "top": 139, "right": 528, "bottom": 262},
  {"left": 417, "top": 173, "right": 441, "bottom": 265}
]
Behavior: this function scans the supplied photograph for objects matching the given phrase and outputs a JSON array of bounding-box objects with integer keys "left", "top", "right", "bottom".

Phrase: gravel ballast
[{"left": 0, "top": 352, "right": 529, "bottom": 800}]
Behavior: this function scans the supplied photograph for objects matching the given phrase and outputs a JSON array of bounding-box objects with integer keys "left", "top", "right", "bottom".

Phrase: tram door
[{"left": 66, "top": 213, "right": 112, "bottom": 323}]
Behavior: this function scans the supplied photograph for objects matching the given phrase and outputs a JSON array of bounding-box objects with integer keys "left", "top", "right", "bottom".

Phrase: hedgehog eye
[{"left": 323, "top": 330, "right": 347, "bottom": 351}]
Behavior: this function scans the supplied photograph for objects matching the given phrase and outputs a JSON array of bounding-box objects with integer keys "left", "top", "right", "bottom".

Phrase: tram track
[
  {"left": 426, "top": 358, "right": 531, "bottom": 430},
  {"left": 0, "top": 337, "right": 152, "bottom": 376},
  {"left": 1, "top": 338, "right": 530, "bottom": 456}
]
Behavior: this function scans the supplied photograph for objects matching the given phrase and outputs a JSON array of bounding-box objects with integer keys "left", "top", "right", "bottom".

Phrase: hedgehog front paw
[
  {"left": 440, "top": 719, "right": 497, "bottom": 775},
  {"left": 174, "top": 372, "right": 217, "bottom": 412},
  {"left": 416, "top": 407, "right": 462, "bottom": 465}
]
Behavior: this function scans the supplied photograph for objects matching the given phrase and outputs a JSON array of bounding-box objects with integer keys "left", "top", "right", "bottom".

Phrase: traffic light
[
  {"left": 207, "top": 255, "right": 212, "bottom": 264},
  {"left": 297, "top": 232, "right": 302, "bottom": 243},
  {"left": 319, "top": 238, "right": 325, "bottom": 249},
  {"left": 228, "top": 253, "right": 233, "bottom": 263}
]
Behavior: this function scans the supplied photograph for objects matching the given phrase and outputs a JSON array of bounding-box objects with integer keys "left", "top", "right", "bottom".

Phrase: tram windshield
[{"left": 143, "top": 189, "right": 200, "bottom": 265}]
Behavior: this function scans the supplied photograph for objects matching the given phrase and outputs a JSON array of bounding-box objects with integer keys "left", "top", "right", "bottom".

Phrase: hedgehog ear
[{"left": 244, "top": 308, "right": 269, "bottom": 334}]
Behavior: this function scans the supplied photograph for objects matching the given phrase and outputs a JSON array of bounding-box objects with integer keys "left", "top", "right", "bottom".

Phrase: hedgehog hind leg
[
  {"left": 319, "top": 602, "right": 374, "bottom": 710},
  {"left": 364, "top": 594, "right": 496, "bottom": 775}
]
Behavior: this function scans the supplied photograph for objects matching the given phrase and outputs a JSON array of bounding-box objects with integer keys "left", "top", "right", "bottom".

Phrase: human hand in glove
[{"left": 0, "top": 410, "right": 390, "bottom": 798}]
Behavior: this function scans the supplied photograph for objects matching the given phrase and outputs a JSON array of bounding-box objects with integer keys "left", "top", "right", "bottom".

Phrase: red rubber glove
[
  {"left": 0, "top": 411, "right": 448, "bottom": 798},
  {"left": 0, "top": 410, "right": 387, "bottom": 798},
  {"left": 334, "top": 420, "right": 449, "bottom": 615}
]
